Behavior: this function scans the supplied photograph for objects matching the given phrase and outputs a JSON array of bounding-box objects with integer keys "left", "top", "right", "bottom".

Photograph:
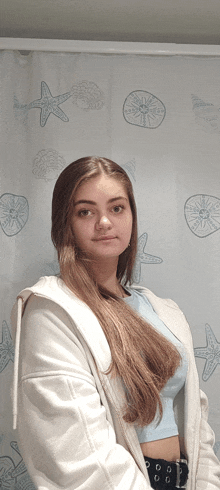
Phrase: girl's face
[{"left": 72, "top": 174, "right": 133, "bottom": 263}]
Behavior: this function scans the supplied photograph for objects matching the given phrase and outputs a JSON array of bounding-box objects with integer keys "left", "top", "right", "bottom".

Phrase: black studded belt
[{"left": 144, "top": 455, "right": 189, "bottom": 489}]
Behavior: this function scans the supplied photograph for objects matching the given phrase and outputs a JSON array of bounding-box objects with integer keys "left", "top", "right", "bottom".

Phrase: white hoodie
[{"left": 11, "top": 276, "right": 220, "bottom": 489}]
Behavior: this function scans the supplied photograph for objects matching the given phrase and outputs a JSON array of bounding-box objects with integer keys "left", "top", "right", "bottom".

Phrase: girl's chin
[{"left": 88, "top": 249, "right": 127, "bottom": 260}]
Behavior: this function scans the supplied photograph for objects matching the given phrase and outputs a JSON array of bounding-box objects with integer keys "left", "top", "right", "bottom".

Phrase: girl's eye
[
  {"left": 78, "top": 209, "right": 92, "bottom": 217},
  {"left": 113, "top": 205, "right": 124, "bottom": 213}
]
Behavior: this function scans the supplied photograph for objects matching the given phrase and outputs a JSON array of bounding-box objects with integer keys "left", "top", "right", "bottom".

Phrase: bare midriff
[{"left": 140, "top": 435, "right": 180, "bottom": 461}]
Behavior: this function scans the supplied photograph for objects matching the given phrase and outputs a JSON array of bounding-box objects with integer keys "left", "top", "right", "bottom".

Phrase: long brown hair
[{"left": 51, "top": 156, "right": 180, "bottom": 426}]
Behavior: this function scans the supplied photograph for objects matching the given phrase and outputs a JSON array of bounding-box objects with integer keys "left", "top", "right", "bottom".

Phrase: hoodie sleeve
[{"left": 16, "top": 295, "right": 149, "bottom": 490}]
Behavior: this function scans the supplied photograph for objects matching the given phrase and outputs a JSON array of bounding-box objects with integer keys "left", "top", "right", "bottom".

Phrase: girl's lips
[{"left": 95, "top": 236, "right": 116, "bottom": 241}]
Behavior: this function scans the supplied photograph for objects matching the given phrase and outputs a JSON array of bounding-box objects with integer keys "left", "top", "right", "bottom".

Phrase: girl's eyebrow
[{"left": 74, "top": 196, "right": 128, "bottom": 206}]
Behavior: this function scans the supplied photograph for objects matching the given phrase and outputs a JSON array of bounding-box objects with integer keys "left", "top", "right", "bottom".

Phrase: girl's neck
[{"left": 90, "top": 258, "right": 124, "bottom": 297}]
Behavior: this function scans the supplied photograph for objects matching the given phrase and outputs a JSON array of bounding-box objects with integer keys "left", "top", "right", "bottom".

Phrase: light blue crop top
[{"left": 123, "top": 288, "right": 188, "bottom": 443}]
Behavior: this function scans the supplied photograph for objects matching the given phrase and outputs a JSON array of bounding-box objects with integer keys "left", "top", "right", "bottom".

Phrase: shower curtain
[{"left": 0, "top": 41, "right": 220, "bottom": 488}]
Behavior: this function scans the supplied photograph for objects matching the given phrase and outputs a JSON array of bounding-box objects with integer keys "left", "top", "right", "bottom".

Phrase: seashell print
[
  {"left": 191, "top": 94, "right": 220, "bottom": 134},
  {"left": 123, "top": 90, "right": 166, "bottom": 128},
  {"left": 71, "top": 81, "right": 105, "bottom": 111},
  {"left": 0, "top": 193, "right": 29, "bottom": 236},
  {"left": 121, "top": 158, "right": 136, "bottom": 181},
  {"left": 191, "top": 94, "right": 214, "bottom": 113},
  {"left": 32, "top": 148, "right": 66, "bottom": 181},
  {"left": 184, "top": 194, "right": 220, "bottom": 237}
]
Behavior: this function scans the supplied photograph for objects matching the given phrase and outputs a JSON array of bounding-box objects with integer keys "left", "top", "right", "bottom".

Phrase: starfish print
[
  {"left": 28, "top": 81, "right": 72, "bottom": 127},
  {"left": 133, "top": 232, "right": 163, "bottom": 283},
  {"left": 194, "top": 324, "right": 220, "bottom": 381},
  {"left": 10, "top": 442, "right": 27, "bottom": 479},
  {"left": 0, "top": 320, "right": 14, "bottom": 373}
]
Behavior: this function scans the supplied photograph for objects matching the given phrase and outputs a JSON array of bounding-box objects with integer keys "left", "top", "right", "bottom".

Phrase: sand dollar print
[
  {"left": 123, "top": 91, "right": 166, "bottom": 128},
  {"left": 184, "top": 194, "right": 220, "bottom": 237},
  {"left": 0, "top": 193, "right": 29, "bottom": 236}
]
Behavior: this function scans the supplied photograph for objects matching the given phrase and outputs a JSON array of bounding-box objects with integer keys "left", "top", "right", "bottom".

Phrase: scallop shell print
[
  {"left": 121, "top": 158, "right": 136, "bottom": 181},
  {"left": 191, "top": 94, "right": 220, "bottom": 134},
  {"left": 33, "top": 149, "right": 66, "bottom": 181},
  {"left": 71, "top": 81, "right": 104, "bottom": 111},
  {"left": 0, "top": 193, "right": 29, "bottom": 236},
  {"left": 184, "top": 194, "right": 220, "bottom": 237},
  {"left": 123, "top": 91, "right": 166, "bottom": 128}
]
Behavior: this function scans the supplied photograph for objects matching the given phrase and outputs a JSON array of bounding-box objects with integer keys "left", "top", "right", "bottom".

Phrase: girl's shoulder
[{"left": 127, "top": 283, "right": 180, "bottom": 311}]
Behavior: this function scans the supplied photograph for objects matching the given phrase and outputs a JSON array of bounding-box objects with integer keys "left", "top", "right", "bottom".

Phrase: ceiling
[{"left": 1, "top": 0, "right": 220, "bottom": 45}]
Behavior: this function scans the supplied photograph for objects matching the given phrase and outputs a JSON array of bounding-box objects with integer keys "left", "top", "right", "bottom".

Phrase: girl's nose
[{"left": 96, "top": 215, "right": 112, "bottom": 229}]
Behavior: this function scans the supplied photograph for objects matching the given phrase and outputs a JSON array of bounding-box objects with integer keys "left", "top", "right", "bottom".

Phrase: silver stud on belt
[{"left": 176, "top": 458, "right": 188, "bottom": 488}]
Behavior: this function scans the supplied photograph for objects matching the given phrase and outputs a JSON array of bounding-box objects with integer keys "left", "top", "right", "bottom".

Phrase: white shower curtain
[{"left": 1, "top": 42, "right": 220, "bottom": 488}]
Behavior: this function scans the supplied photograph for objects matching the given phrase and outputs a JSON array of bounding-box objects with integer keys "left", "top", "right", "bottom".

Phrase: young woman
[{"left": 11, "top": 156, "right": 220, "bottom": 490}]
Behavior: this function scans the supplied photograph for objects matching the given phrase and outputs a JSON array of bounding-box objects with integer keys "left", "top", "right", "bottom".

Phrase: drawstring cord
[{"left": 12, "top": 296, "right": 23, "bottom": 430}]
